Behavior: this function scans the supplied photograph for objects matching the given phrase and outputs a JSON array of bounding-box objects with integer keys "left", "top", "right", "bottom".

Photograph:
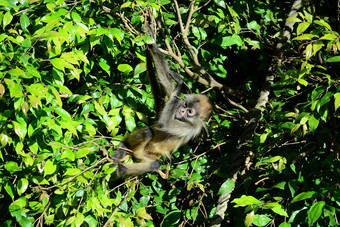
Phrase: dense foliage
[{"left": 0, "top": 0, "right": 340, "bottom": 226}]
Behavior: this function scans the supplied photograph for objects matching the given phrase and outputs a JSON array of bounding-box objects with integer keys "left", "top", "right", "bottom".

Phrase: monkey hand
[{"left": 156, "top": 169, "right": 169, "bottom": 179}]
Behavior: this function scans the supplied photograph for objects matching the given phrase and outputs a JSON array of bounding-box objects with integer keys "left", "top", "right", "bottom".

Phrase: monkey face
[
  {"left": 176, "top": 105, "right": 197, "bottom": 119},
  {"left": 175, "top": 94, "right": 213, "bottom": 123},
  {"left": 175, "top": 98, "right": 200, "bottom": 122}
]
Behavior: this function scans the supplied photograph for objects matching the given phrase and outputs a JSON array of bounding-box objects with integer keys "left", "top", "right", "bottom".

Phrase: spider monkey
[{"left": 112, "top": 29, "right": 213, "bottom": 178}]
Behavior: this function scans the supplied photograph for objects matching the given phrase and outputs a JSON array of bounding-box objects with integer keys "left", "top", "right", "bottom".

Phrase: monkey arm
[
  {"left": 146, "top": 48, "right": 167, "bottom": 115},
  {"left": 146, "top": 29, "right": 184, "bottom": 97},
  {"left": 157, "top": 95, "right": 183, "bottom": 128}
]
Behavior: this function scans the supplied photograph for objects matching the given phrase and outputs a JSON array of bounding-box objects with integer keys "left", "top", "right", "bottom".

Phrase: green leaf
[
  {"left": 305, "top": 43, "right": 312, "bottom": 60},
  {"left": 293, "top": 34, "right": 317, "bottom": 41},
  {"left": 264, "top": 202, "right": 288, "bottom": 217},
  {"left": 296, "top": 22, "right": 310, "bottom": 35},
  {"left": 136, "top": 207, "right": 153, "bottom": 220},
  {"left": 319, "top": 34, "right": 337, "bottom": 41},
  {"left": 4, "top": 79, "right": 24, "bottom": 98},
  {"left": 308, "top": 201, "right": 325, "bottom": 226},
  {"left": 54, "top": 107, "right": 72, "bottom": 121},
  {"left": 232, "top": 195, "right": 262, "bottom": 207},
  {"left": 5, "top": 161, "right": 19, "bottom": 173},
  {"left": 17, "top": 178, "right": 29, "bottom": 196},
  {"left": 308, "top": 115, "right": 319, "bottom": 132},
  {"left": 214, "top": 0, "right": 226, "bottom": 8},
  {"left": 59, "top": 121, "right": 78, "bottom": 136},
  {"left": 267, "top": 156, "right": 282, "bottom": 163},
  {"left": 247, "top": 21, "right": 261, "bottom": 31},
  {"left": 217, "top": 180, "right": 235, "bottom": 195},
  {"left": 94, "top": 102, "right": 106, "bottom": 116},
  {"left": 192, "top": 26, "right": 200, "bottom": 39},
  {"left": 290, "top": 123, "right": 301, "bottom": 135},
  {"left": 50, "top": 58, "right": 66, "bottom": 72},
  {"left": 5, "top": 182, "right": 15, "bottom": 200},
  {"left": 291, "top": 191, "right": 317, "bottom": 203},
  {"left": 278, "top": 223, "right": 291, "bottom": 227},
  {"left": 110, "top": 28, "right": 124, "bottom": 44},
  {"left": 313, "top": 19, "right": 332, "bottom": 30},
  {"left": 253, "top": 214, "right": 271, "bottom": 226},
  {"left": 19, "top": 14, "right": 30, "bottom": 30},
  {"left": 62, "top": 149, "right": 76, "bottom": 161},
  {"left": 3, "top": 11, "right": 13, "bottom": 29},
  {"left": 334, "top": 93, "right": 340, "bottom": 111},
  {"left": 44, "top": 159, "right": 57, "bottom": 176},
  {"left": 0, "top": 132, "right": 9, "bottom": 147},
  {"left": 125, "top": 115, "right": 136, "bottom": 132},
  {"left": 118, "top": 64, "right": 133, "bottom": 73},
  {"left": 64, "top": 168, "right": 81, "bottom": 176},
  {"left": 298, "top": 78, "right": 308, "bottom": 86},
  {"left": 326, "top": 56, "right": 340, "bottom": 63},
  {"left": 85, "top": 215, "right": 98, "bottom": 226},
  {"left": 75, "top": 213, "right": 85, "bottom": 226},
  {"left": 286, "top": 17, "right": 302, "bottom": 23},
  {"left": 75, "top": 147, "right": 91, "bottom": 159},
  {"left": 71, "top": 11, "right": 82, "bottom": 23},
  {"left": 312, "top": 40, "right": 324, "bottom": 55},
  {"left": 99, "top": 59, "right": 110, "bottom": 75},
  {"left": 13, "top": 121, "right": 25, "bottom": 139},
  {"left": 66, "top": 216, "right": 75, "bottom": 226},
  {"left": 121, "top": 1, "right": 131, "bottom": 8},
  {"left": 134, "top": 63, "right": 146, "bottom": 75},
  {"left": 221, "top": 34, "right": 243, "bottom": 48},
  {"left": 0, "top": 83, "right": 5, "bottom": 98},
  {"left": 161, "top": 210, "right": 181, "bottom": 226},
  {"left": 245, "top": 210, "right": 255, "bottom": 227},
  {"left": 76, "top": 51, "right": 90, "bottom": 64}
]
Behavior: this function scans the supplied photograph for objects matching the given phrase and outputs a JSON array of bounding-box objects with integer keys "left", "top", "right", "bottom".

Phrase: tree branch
[
  {"left": 210, "top": 0, "right": 303, "bottom": 226},
  {"left": 157, "top": 1, "right": 248, "bottom": 111}
]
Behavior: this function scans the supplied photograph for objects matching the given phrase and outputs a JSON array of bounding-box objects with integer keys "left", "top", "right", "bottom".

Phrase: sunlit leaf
[
  {"left": 296, "top": 22, "right": 310, "bottom": 35},
  {"left": 3, "top": 11, "right": 13, "bottom": 29},
  {"left": 17, "top": 178, "right": 29, "bottom": 196},
  {"left": 245, "top": 210, "right": 255, "bottom": 227},
  {"left": 293, "top": 34, "right": 317, "bottom": 41},
  {"left": 0, "top": 84, "right": 5, "bottom": 98},
  {"left": 44, "top": 159, "right": 57, "bottom": 176},
  {"left": 253, "top": 214, "right": 271, "bottom": 226},
  {"left": 19, "top": 14, "right": 30, "bottom": 30},
  {"left": 326, "top": 56, "right": 340, "bottom": 62},
  {"left": 286, "top": 17, "right": 302, "bottom": 23},
  {"left": 308, "top": 201, "right": 325, "bottom": 226},
  {"left": 291, "top": 191, "right": 317, "bottom": 203},
  {"left": 118, "top": 64, "right": 133, "bottom": 73},
  {"left": 232, "top": 195, "right": 262, "bottom": 207},
  {"left": 319, "top": 34, "right": 337, "bottom": 40}
]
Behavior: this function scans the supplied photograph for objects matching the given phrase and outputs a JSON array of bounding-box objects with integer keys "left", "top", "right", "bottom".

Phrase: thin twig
[
  {"left": 38, "top": 157, "right": 111, "bottom": 191},
  {"left": 103, "top": 189, "right": 132, "bottom": 227}
]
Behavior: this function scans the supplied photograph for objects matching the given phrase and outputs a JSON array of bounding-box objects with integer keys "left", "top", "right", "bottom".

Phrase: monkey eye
[{"left": 187, "top": 108, "right": 196, "bottom": 117}]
